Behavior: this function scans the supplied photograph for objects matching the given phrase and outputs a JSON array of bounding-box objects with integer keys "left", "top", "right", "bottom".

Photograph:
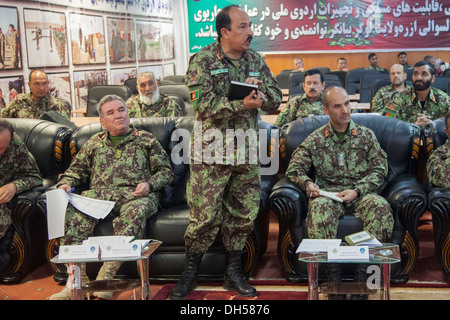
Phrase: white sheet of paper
[
  {"left": 319, "top": 190, "right": 344, "bottom": 202},
  {"left": 296, "top": 239, "right": 342, "bottom": 253},
  {"left": 68, "top": 193, "right": 115, "bottom": 219},
  {"left": 46, "top": 189, "right": 69, "bottom": 240}
]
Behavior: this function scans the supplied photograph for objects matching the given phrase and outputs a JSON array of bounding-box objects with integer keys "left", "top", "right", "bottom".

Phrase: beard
[
  {"left": 139, "top": 87, "right": 160, "bottom": 105},
  {"left": 413, "top": 79, "right": 432, "bottom": 91}
]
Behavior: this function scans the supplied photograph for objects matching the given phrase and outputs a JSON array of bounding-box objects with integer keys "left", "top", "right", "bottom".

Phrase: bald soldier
[
  {"left": 275, "top": 69, "right": 325, "bottom": 127},
  {"left": 170, "top": 5, "right": 281, "bottom": 300},
  {"left": 50, "top": 95, "right": 173, "bottom": 300},
  {"left": 2, "top": 69, "right": 70, "bottom": 119},
  {"left": 0, "top": 119, "right": 42, "bottom": 239},
  {"left": 286, "top": 86, "right": 393, "bottom": 299},
  {"left": 126, "top": 71, "right": 183, "bottom": 117},
  {"left": 427, "top": 111, "right": 450, "bottom": 188}
]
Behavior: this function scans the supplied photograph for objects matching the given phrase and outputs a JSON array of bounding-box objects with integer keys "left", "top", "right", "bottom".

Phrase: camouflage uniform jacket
[
  {"left": 286, "top": 120, "right": 388, "bottom": 196},
  {"left": 427, "top": 139, "right": 450, "bottom": 188},
  {"left": 126, "top": 93, "right": 183, "bottom": 118},
  {"left": 365, "top": 65, "right": 385, "bottom": 72},
  {"left": 186, "top": 39, "right": 282, "bottom": 164},
  {"left": 57, "top": 126, "right": 173, "bottom": 202},
  {"left": 381, "top": 86, "right": 450, "bottom": 123},
  {"left": 275, "top": 93, "right": 323, "bottom": 127},
  {"left": 0, "top": 133, "right": 42, "bottom": 193},
  {"left": 2, "top": 92, "right": 70, "bottom": 119},
  {"left": 371, "top": 83, "right": 411, "bottom": 113}
]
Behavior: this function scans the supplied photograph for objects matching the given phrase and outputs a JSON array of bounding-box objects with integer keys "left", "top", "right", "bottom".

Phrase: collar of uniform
[
  {"left": 100, "top": 125, "right": 137, "bottom": 140},
  {"left": 215, "top": 38, "right": 251, "bottom": 63},
  {"left": 324, "top": 119, "right": 357, "bottom": 139},
  {"left": 410, "top": 86, "right": 436, "bottom": 103},
  {"left": 27, "top": 92, "right": 51, "bottom": 107}
]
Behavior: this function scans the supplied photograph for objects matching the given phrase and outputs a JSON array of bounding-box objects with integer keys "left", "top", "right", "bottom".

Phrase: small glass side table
[
  {"left": 51, "top": 240, "right": 161, "bottom": 300},
  {"left": 298, "top": 243, "right": 400, "bottom": 300}
]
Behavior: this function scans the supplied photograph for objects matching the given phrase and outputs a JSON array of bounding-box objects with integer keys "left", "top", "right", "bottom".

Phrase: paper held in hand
[{"left": 318, "top": 190, "right": 343, "bottom": 202}]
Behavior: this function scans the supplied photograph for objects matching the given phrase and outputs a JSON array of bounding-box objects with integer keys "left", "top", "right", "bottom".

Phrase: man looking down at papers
[
  {"left": 50, "top": 95, "right": 173, "bottom": 300},
  {"left": 285, "top": 86, "right": 393, "bottom": 299}
]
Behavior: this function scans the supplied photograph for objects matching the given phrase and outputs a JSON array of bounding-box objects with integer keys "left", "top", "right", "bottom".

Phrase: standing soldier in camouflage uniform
[
  {"left": 381, "top": 61, "right": 450, "bottom": 126},
  {"left": 286, "top": 86, "right": 393, "bottom": 299},
  {"left": 276, "top": 69, "right": 325, "bottom": 127},
  {"left": 371, "top": 64, "right": 411, "bottom": 113},
  {"left": 50, "top": 95, "right": 173, "bottom": 300},
  {"left": 427, "top": 111, "right": 450, "bottom": 188},
  {"left": 170, "top": 5, "right": 282, "bottom": 300},
  {"left": 126, "top": 71, "right": 183, "bottom": 117},
  {"left": 2, "top": 69, "right": 71, "bottom": 119},
  {"left": 0, "top": 119, "right": 42, "bottom": 239}
]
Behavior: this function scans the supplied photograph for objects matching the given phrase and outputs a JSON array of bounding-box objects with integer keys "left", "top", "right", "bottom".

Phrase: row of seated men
[
  {"left": 276, "top": 60, "right": 450, "bottom": 128},
  {"left": 0, "top": 69, "right": 184, "bottom": 120}
]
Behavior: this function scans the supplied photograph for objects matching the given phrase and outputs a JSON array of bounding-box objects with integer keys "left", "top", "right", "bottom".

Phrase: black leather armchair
[
  {"left": 44, "top": 117, "right": 277, "bottom": 282},
  {"left": 269, "top": 114, "right": 427, "bottom": 283},
  {"left": 86, "top": 85, "right": 132, "bottom": 117},
  {"left": 422, "top": 118, "right": 450, "bottom": 282},
  {"left": 0, "top": 119, "right": 73, "bottom": 282}
]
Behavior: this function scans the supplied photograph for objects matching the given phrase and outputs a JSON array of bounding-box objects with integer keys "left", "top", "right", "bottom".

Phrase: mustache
[{"left": 246, "top": 36, "right": 253, "bottom": 42}]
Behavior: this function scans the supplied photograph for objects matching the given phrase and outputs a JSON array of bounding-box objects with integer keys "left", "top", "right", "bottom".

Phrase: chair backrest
[
  {"left": 314, "top": 67, "right": 330, "bottom": 74},
  {"left": 323, "top": 74, "right": 343, "bottom": 89},
  {"left": 431, "top": 77, "right": 450, "bottom": 93},
  {"left": 86, "top": 85, "right": 132, "bottom": 117},
  {"left": 163, "top": 75, "right": 185, "bottom": 83},
  {"left": 406, "top": 68, "right": 413, "bottom": 82},
  {"left": 280, "top": 114, "right": 421, "bottom": 193},
  {"left": 346, "top": 68, "right": 380, "bottom": 94},
  {"left": 444, "top": 69, "right": 450, "bottom": 77},
  {"left": 326, "top": 71, "right": 347, "bottom": 88},
  {"left": 5, "top": 118, "right": 73, "bottom": 186},
  {"left": 360, "top": 73, "right": 389, "bottom": 103},
  {"left": 369, "top": 78, "right": 392, "bottom": 107},
  {"left": 275, "top": 70, "right": 294, "bottom": 89},
  {"left": 124, "top": 78, "right": 138, "bottom": 95},
  {"left": 422, "top": 117, "right": 447, "bottom": 159},
  {"left": 159, "top": 84, "right": 192, "bottom": 116},
  {"left": 288, "top": 71, "right": 305, "bottom": 97}
]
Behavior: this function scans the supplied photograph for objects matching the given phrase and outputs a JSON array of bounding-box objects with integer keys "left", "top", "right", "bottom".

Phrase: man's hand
[
  {"left": 305, "top": 181, "right": 320, "bottom": 198},
  {"left": 243, "top": 77, "right": 265, "bottom": 110},
  {"left": 132, "top": 182, "right": 150, "bottom": 197},
  {"left": 336, "top": 189, "right": 358, "bottom": 203},
  {"left": 0, "top": 183, "right": 17, "bottom": 204},
  {"left": 58, "top": 184, "right": 72, "bottom": 193},
  {"left": 414, "top": 113, "right": 432, "bottom": 127}
]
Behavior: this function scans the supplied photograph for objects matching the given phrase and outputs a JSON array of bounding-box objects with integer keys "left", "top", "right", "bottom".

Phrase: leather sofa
[
  {"left": 0, "top": 119, "right": 73, "bottom": 283},
  {"left": 269, "top": 114, "right": 427, "bottom": 283},
  {"left": 422, "top": 118, "right": 450, "bottom": 282},
  {"left": 42, "top": 117, "right": 277, "bottom": 282}
]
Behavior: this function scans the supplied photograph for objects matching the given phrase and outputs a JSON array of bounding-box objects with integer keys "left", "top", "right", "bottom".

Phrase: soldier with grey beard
[{"left": 126, "top": 71, "right": 183, "bottom": 117}]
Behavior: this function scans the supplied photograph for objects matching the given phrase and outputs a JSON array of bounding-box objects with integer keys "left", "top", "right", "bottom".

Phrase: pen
[{"left": 69, "top": 188, "right": 75, "bottom": 193}]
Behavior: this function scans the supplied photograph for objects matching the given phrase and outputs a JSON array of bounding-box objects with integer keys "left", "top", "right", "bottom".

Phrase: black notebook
[{"left": 228, "top": 80, "right": 258, "bottom": 100}]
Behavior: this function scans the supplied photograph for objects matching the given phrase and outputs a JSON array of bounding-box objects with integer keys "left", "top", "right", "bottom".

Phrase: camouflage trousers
[
  {"left": 0, "top": 205, "right": 11, "bottom": 239},
  {"left": 184, "top": 163, "right": 261, "bottom": 253},
  {"left": 60, "top": 191, "right": 159, "bottom": 246},
  {"left": 306, "top": 193, "right": 394, "bottom": 242}
]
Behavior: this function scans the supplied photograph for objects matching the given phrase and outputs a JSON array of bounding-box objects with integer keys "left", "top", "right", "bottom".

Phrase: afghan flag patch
[{"left": 190, "top": 90, "right": 199, "bottom": 101}]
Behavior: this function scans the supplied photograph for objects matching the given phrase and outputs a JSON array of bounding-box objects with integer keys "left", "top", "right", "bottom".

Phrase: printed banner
[{"left": 187, "top": 0, "right": 450, "bottom": 53}]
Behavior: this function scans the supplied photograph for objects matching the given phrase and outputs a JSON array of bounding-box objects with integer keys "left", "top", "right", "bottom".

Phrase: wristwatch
[{"left": 354, "top": 187, "right": 361, "bottom": 199}]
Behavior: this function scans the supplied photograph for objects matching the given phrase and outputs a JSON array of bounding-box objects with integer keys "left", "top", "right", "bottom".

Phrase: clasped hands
[
  {"left": 243, "top": 77, "right": 266, "bottom": 110},
  {"left": 305, "top": 181, "right": 358, "bottom": 203},
  {"left": 58, "top": 182, "right": 150, "bottom": 197}
]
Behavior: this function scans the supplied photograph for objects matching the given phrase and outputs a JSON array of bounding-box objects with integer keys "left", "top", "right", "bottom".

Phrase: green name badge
[
  {"left": 211, "top": 68, "right": 228, "bottom": 75},
  {"left": 249, "top": 72, "right": 260, "bottom": 77}
]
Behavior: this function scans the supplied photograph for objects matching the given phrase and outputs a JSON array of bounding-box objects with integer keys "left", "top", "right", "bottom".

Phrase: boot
[
  {"left": 350, "top": 264, "right": 370, "bottom": 300},
  {"left": 169, "top": 251, "right": 204, "bottom": 300},
  {"left": 325, "top": 263, "right": 346, "bottom": 300},
  {"left": 50, "top": 263, "right": 89, "bottom": 300},
  {"left": 92, "top": 261, "right": 124, "bottom": 300},
  {"left": 223, "top": 250, "right": 258, "bottom": 297}
]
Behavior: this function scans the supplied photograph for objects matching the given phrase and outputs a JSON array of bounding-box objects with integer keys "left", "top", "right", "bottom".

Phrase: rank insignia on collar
[
  {"left": 216, "top": 50, "right": 223, "bottom": 60},
  {"left": 133, "top": 129, "right": 139, "bottom": 137},
  {"left": 351, "top": 128, "right": 358, "bottom": 136},
  {"left": 100, "top": 132, "right": 108, "bottom": 140},
  {"left": 324, "top": 127, "right": 330, "bottom": 138}
]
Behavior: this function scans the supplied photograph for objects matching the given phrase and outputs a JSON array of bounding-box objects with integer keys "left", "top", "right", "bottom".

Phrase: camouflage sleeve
[
  {"left": 126, "top": 95, "right": 140, "bottom": 118},
  {"left": 169, "top": 99, "right": 184, "bottom": 117},
  {"left": 275, "top": 98, "right": 297, "bottom": 127},
  {"left": 258, "top": 58, "right": 282, "bottom": 114},
  {"left": 427, "top": 143, "right": 450, "bottom": 187},
  {"left": 57, "top": 138, "right": 94, "bottom": 188},
  {"left": 371, "top": 90, "right": 384, "bottom": 113},
  {"left": 1, "top": 100, "right": 18, "bottom": 118},
  {"left": 285, "top": 137, "right": 314, "bottom": 190},
  {"left": 58, "top": 100, "right": 71, "bottom": 119},
  {"left": 9, "top": 137, "right": 43, "bottom": 193},
  {"left": 146, "top": 135, "right": 174, "bottom": 191},
  {"left": 353, "top": 130, "right": 388, "bottom": 195}
]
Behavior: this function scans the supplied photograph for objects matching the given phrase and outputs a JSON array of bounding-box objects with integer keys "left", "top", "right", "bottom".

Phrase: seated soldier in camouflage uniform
[
  {"left": 0, "top": 119, "right": 42, "bottom": 240},
  {"left": 126, "top": 71, "right": 183, "bottom": 117},
  {"left": 275, "top": 69, "right": 325, "bottom": 127},
  {"left": 286, "top": 86, "right": 394, "bottom": 300},
  {"left": 427, "top": 110, "right": 450, "bottom": 188},
  {"left": 381, "top": 61, "right": 450, "bottom": 126},
  {"left": 371, "top": 64, "right": 411, "bottom": 113},
  {"left": 50, "top": 95, "right": 173, "bottom": 300},
  {"left": 365, "top": 53, "right": 385, "bottom": 71},
  {"left": 2, "top": 69, "right": 70, "bottom": 119}
]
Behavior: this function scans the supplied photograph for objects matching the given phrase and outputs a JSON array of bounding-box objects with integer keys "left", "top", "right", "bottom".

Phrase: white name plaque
[
  {"left": 58, "top": 244, "right": 100, "bottom": 260},
  {"left": 327, "top": 246, "right": 370, "bottom": 261}
]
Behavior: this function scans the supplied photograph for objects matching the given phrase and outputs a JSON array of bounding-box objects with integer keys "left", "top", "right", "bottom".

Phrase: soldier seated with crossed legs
[
  {"left": 285, "top": 86, "right": 394, "bottom": 300},
  {"left": 50, "top": 95, "right": 173, "bottom": 300}
]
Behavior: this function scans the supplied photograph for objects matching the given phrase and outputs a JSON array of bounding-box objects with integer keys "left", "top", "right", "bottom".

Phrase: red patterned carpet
[{"left": 1, "top": 211, "right": 449, "bottom": 300}]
